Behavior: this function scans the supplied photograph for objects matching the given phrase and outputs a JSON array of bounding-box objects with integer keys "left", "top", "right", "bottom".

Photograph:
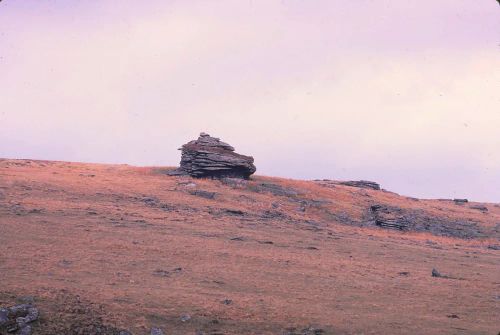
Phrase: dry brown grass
[{"left": 0, "top": 159, "right": 499, "bottom": 334}]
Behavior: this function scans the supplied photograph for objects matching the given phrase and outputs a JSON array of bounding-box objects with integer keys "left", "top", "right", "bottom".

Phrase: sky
[{"left": 0, "top": 1, "right": 499, "bottom": 202}]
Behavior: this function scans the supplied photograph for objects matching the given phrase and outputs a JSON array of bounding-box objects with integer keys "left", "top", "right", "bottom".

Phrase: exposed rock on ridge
[
  {"left": 338, "top": 180, "right": 380, "bottom": 190},
  {"left": 314, "top": 179, "right": 381, "bottom": 190},
  {"left": 169, "top": 133, "right": 256, "bottom": 179}
]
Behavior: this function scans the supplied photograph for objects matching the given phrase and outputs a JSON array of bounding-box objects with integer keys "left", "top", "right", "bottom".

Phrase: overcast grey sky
[{"left": 0, "top": 1, "right": 499, "bottom": 201}]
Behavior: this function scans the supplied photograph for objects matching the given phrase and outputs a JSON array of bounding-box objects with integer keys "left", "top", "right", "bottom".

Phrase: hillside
[{"left": 0, "top": 159, "right": 499, "bottom": 335}]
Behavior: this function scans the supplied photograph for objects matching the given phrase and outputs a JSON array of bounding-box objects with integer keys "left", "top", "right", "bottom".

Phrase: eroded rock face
[
  {"left": 368, "top": 204, "right": 485, "bottom": 239},
  {"left": 171, "top": 133, "right": 256, "bottom": 179}
]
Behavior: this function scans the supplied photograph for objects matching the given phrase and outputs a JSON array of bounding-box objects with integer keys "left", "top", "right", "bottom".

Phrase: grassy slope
[{"left": 0, "top": 159, "right": 499, "bottom": 335}]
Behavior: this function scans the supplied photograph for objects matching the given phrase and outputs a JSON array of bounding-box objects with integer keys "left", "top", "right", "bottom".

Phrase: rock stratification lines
[{"left": 169, "top": 133, "right": 256, "bottom": 179}]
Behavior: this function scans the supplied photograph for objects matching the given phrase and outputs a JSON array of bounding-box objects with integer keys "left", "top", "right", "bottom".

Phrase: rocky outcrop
[
  {"left": 0, "top": 303, "right": 39, "bottom": 334},
  {"left": 338, "top": 180, "right": 380, "bottom": 190},
  {"left": 470, "top": 205, "right": 488, "bottom": 212},
  {"left": 169, "top": 133, "right": 256, "bottom": 179},
  {"left": 314, "top": 179, "right": 381, "bottom": 190},
  {"left": 368, "top": 204, "right": 486, "bottom": 239},
  {"left": 370, "top": 205, "right": 409, "bottom": 230}
]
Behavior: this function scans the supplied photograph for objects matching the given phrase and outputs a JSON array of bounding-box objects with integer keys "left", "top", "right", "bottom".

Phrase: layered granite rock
[{"left": 169, "top": 133, "right": 256, "bottom": 179}]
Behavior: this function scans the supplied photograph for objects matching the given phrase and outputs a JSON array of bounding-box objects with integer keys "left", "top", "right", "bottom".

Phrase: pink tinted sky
[{"left": 0, "top": 1, "right": 499, "bottom": 201}]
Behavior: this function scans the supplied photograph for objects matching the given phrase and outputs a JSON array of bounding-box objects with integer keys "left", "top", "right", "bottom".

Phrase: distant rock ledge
[
  {"left": 314, "top": 179, "right": 381, "bottom": 190},
  {"left": 168, "top": 133, "right": 256, "bottom": 179}
]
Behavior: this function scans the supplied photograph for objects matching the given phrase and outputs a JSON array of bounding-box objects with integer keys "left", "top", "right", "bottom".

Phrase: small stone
[
  {"left": 222, "top": 299, "right": 232, "bottom": 305},
  {"left": 180, "top": 314, "right": 191, "bottom": 322},
  {"left": 188, "top": 190, "right": 216, "bottom": 199},
  {"left": 230, "top": 237, "right": 245, "bottom": 241},
  {"left": 225, "top": 209, "right": 245, "bottom": 215},
  {"left": 58, "top": 259, "right": 72, "bottom": 267},
  {"left": 150, "top": 327, "right": 164, "bottom": 335},
  {"left": 431, "top": 268, "right": 442, "bottom": 277},
  {"left": 152, "top": 269, "right": 170, "bottom": 277}
]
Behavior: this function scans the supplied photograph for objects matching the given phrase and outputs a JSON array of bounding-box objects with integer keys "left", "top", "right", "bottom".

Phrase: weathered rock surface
[
  {"left": 369, "top": 204, "right": 485, "bottom": 239},
  {"left": 0, "top": 303, "right": 38, "bottom": 335},
  {"left": 169, "top": 133, "right": 256, "bottom": 179},
  {"left": 370, "top": 205, "right": 409, "bottom": 230},
  {"left": 338, "top": 180, "right": 380, "bottom": 190}
]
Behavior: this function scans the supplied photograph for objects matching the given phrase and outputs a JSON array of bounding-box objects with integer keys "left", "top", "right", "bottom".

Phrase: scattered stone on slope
[
  {"left": 431, "top": 268, "right": 461, "bottom": 280},
  {"left": 431, "top": 268, "right": 442, "bottom": 277},
  {"left": 5, "top": 291, "right": 133, "bottom": 335},
  {"left": 188, "top": 189, "right": 216, "bottom": 199},
  {"left": 169, "top": 132, "right": 256, "bottom": 179},
  {"left": 224, "top": 209, "right": 245, "bottom": 216},
  {"left": 453, "top": 198, "right": 468, "bottom": 204}
]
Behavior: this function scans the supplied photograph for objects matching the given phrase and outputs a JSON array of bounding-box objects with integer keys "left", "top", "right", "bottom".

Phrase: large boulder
[{"left": 169, "top": 133, "right": 256, "bottom": 179}]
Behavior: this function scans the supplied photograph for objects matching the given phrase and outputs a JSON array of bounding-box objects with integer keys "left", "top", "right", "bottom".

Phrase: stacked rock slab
[{"left": 170, "top": 133, "right": 256, "bottom": 179}]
